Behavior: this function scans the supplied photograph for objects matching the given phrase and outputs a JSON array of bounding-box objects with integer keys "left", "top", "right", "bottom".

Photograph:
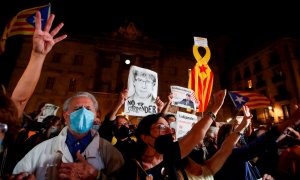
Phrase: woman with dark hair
[{"left": 119, "top": 89, "right": 227, "bottom": 180}]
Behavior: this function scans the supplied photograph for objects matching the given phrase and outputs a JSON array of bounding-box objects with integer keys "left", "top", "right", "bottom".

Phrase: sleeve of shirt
[
  {"left": 98, "top": 137, "right": 125, "bottom": 178},
  {"left": 13, "top": 141, "right": 44, "bottom": 175}
]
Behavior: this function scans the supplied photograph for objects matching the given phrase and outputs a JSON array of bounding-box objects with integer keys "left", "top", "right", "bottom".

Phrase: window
[
  {"left": 45, "top": 77, "right": 55, "bottom": 90},
  {"left": 254, "top": 60, "right": 262, "bottom": 73},
  {"left": 247, "top": 80, "right": 252, "bottom": 89},
  {"left": 235, "top": 71, "right": 241, "bottom": 82},
  {"left": 256, "top": 75, "right": 266, "bottom": 88},
  {"left": 68, "top": 78, "right": 76, "bottom": 92},
  {"left": 243, "top": 66, "right": 251, "bottom": 78},
  {"left": 269, "top": 51, "right": 280, "bottom": 66},
  {"left": 52, "top": 53, "right": 62, "bottom": 63},
  {"left": 272, "top": 67, "right": 285, "bottom": 83},
  {"left": 274, "top": 85, "right": 291, "bottom": 101},
  {"left": 99, "top": 82, "right": 110, "bottom": 92},
  {"left": 283, "top": 45, "right": 290, "bottom": 59},
  {"left": 264, "top": 108, "right": 269, "bottom": 120},
  {"left": 273, "top": 67, "right": 283, "bottom": 76},
  {"left": 73, "top": 55, "right": 84, "bottom": 65},
  {"left": 99, "top": 53, "right": 113, "bottom": 68},
  {"left": 260, "top": 90, "right": 267, "bottom": 97},
  {"left": 282, "top": 105, "right": 290, "bottom": 119},
  {"left": 294, "top": 47, "right": 300, "bottom": 60}
]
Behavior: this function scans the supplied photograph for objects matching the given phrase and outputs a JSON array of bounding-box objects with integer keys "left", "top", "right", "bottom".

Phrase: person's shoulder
[
  {"left": 26, "top": 135, "right": 56, "bottom": 154},
  {"left": 99, "top": 136, "right": 115, "bottom": 146}
]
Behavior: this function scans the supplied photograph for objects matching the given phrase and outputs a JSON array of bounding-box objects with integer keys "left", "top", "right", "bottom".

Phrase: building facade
[
  {"left": 6, "top": 23, "right": 222, "bottom": 122},
  {"left": 227, "top": 37, "right": 300, "bottom": 124}
]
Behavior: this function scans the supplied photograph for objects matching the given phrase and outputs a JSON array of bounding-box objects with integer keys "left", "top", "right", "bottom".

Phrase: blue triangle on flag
[
  {"left": 26, "top": 5, "right": 50, "bottom": 29},
  {"left": 228, "top": 91, "right": 249, "bottom": 110}
]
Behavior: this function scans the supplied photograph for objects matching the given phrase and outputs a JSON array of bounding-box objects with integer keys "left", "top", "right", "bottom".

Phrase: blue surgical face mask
[{"left": 70, "top": 107, "right": 94, "bottom": 134}]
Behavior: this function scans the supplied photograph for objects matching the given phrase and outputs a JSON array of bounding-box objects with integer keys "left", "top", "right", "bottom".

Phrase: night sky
[
  {"left": 1, "top": 1, "right": 299, "bottom": 58},
  {"left": 0, "top": 0, "right": 299, "bottom": 85}
]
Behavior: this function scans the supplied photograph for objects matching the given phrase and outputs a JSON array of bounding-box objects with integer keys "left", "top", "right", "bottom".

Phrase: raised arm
[
  {"left": 205, "top": 105, "right": 252, "bottom": 174},
  {"left": 160, "top": 92, "right": 173, "bottom": 115},
  {"left": 11, "top": 11, "right": 67, "bottom": 118},
  {"left": 109, "top": 89, "right": 128, "bottom": 121},
  {"left": 179, "top": 89, "right": 227, "bottom": 158},
  {"left": 155, "top": 96, "right": 165, "bottom": 113}
]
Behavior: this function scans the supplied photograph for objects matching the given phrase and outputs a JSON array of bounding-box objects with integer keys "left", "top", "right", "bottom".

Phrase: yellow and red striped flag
[
  {"left": 0, "top": 4, "right": 51, "bottom": 54},
  {"left": 230, "top": 91, "right": 271, "bottom": 109},
  {"left": 188, "top": 37, "right": 214, "bottom": 112}
]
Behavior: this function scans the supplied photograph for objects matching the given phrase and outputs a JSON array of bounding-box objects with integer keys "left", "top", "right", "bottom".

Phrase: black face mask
[
  {"left": 114, "top": 125, "right": 131, "bottom": 139},
  {"left": 188, "top": 147, "right": 208, "bottom": 164}
]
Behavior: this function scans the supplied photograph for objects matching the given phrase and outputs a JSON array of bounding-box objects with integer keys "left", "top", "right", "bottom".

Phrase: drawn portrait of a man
[{"left": 125, "top": 65, "right": 158, "bottom": 117}]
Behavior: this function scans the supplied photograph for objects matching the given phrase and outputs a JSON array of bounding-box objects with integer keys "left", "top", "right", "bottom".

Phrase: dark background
[{"left": 0, "top": 0, "right": 299, "bottom": 86}]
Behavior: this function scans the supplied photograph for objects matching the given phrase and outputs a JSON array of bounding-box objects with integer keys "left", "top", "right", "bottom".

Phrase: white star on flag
[{"left": 235, "top": 96, "right": 246, "bottom": 104}]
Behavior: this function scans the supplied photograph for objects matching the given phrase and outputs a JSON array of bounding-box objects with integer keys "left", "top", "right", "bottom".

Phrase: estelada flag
[
  {"left": 188, "top": 37, "right": 214, "bottom": 112},
  {"left": 0, "top": 4, "right": 51, "bottom": 54},
  {"left": 228, "top": 91, "right": 249, "bottom": 110},
  {"left": 229, "top": 91, "right": 271, "bottom": 110}
]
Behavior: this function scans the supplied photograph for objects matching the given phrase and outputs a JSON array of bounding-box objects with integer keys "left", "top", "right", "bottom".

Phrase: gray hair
[{"left": 63, "top": 92, "right": 98, "bottom": 112}]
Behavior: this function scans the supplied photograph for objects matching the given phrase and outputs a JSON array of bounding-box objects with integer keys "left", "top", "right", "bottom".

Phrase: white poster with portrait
[
  {"left": 125, "top": 65, "right": 158, "bottom": 117},
  {"left": 170, "top": 85, "right": 196, "bottom": 110},
  {"left": 35, "top": 103, "right": 59, "bottom": 122},
  {"left": 175, "top": 111, "right": 198, "bottom": 140}
]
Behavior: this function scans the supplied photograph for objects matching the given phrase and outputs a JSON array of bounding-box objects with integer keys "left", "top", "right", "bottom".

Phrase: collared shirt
[{"left": 65, "top": 131, "right": 92, "bottom": 161}]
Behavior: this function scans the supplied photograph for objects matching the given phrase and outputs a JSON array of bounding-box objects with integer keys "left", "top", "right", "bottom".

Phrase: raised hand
[
  {"left": 32, "top": 11, "right": 67, "bottom": 55},
  {"left": 118, "top": 89, "right": 128, "bottom": 105},
  {"left": 236, "top": 105, "right": 252, "bottom": 132},
  {"left": 242, "top": 105, "right": 252, "bottom": 119},
  {"left": 211, "top": 89, "right": 227, "bottom": 113},
  {"left": 155, "top": 96, "right": 164, "bottom": 112},
  {"left": 168, "top": 93, "right": 174, "bottom": 102},
  {"left": 286, "top": 127, "right": 300, "bottom": 140}
]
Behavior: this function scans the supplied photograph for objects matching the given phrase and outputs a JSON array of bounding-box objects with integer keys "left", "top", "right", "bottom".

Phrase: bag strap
[{"left": 133, "top": 159, "right": 148, "bottom": 176}]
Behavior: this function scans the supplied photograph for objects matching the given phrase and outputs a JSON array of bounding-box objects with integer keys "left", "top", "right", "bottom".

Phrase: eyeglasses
[
  {"left": 117, "top": 122, "right": 129, "bottom": 127},
  {"left": 151, "top": 124, "right": 169, "bottom": 131},
  {"left": 135, "top": 78, "right": 153, "bottom": 85}
]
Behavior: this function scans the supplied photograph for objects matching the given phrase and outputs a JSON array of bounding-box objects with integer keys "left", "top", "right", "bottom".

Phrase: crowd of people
[{"left": 0, "top": 11, "right": 300, "bottom": 180}]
